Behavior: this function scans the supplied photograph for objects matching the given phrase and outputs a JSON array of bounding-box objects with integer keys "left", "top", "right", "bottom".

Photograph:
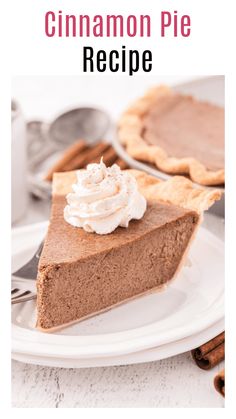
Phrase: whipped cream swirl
[{"left": 64, "top": 159, "right": 147, "bottom": 235}]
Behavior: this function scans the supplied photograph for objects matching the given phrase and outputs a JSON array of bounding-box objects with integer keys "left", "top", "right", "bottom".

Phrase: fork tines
[{"left": 11, "top": 288, "right": 36, "bottom": 304}]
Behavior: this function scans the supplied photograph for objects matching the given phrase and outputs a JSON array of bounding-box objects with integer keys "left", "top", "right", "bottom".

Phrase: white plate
[{"left": 12, "top": 222, "right": 224, "bottom": 362}]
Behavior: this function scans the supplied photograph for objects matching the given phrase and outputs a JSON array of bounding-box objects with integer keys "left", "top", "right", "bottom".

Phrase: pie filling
[
  {"left": 142, "top": 93, "right": 224, "bottom": 171},
  {"left": 37, "top": 194, "right": 199, "bottom": 331}
]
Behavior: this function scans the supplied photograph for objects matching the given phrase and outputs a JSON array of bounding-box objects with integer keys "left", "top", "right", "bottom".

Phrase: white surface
[
  {"left": 12, "top": 353, "right": 224, "bottom": 408},
  {"left": 12, "top": 222, "right": 224, "bottom": 362}
]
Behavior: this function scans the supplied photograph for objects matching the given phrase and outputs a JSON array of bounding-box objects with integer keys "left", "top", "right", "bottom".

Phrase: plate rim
[
  {"left": 12, "top": 221, "right": 224, "bottom": 359},
  {"left": 12, "top": 319, "right": 225, "bottom": 367}
]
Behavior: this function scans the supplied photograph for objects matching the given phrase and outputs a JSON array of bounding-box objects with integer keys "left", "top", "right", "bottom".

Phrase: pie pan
[{"left": 113, "top": 76, "right": 225, "bottom": 218}]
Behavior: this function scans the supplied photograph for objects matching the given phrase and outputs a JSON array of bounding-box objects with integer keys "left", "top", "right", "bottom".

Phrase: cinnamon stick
[
  {"left": 45, "top": 139, "right": 87, "bottom": 181},
  {"left": 191, "top": 332, "right": 225, "bottom": 370},
  {"left": 214, "top": 369, "right": 225, "bottom": 397},
  {"left": 99, "top": 147, "right": 117, "bottom": 167},
  {"left": 63, "top": 142, "right": 109, "bottom": 171},
  {"left": 115, "top": 157, "right": 129, "bottom": 170},
  {"left": 45, "top": 140, "right": 129, "bottom": 182}
]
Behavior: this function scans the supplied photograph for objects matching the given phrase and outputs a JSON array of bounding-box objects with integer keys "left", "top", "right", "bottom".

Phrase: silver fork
[{"left": 11, "top": 240, "right": 44, "bottom": 304}]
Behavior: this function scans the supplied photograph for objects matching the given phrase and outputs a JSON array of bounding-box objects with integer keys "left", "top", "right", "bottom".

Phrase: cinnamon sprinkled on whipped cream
[{"left": 64, "top": 159, "right": 147, "bottom": 234}]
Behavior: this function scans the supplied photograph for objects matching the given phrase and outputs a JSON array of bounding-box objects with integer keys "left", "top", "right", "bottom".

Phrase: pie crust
[
  {"left": 118, "top": 86, "right": 225, "bottom": 186},
  {"left": 53, "top": 169, "right": 222, "bottom": 213}
]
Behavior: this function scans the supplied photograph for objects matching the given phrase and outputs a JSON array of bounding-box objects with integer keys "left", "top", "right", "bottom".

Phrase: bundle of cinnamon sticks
[
  {"left": 191, "top": 332, "right": 225, "bottom": 397},
  {"left": 45, "top": 139, "right": 128, "bottom": 181}
]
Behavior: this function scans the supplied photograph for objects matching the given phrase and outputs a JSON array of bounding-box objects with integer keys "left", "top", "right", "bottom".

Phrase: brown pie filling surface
[
  {"left": 142, "top": 94, "right": 224, "bottom": 172},
  {"left": 118, "top": 86, "right": 225, "bottom": 185}
]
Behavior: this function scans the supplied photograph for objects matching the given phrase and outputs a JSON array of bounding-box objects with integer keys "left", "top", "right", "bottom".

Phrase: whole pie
[
  {"left": 118, "top": 86, "right": 225, "bottom": 186},
  {"left": 36, "top": 167, "right": 220, "bottom": 332}
]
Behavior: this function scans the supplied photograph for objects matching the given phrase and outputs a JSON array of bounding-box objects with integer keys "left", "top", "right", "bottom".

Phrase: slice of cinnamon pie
[{"left": 36, "top": 162, "right": 221, "bottom": 331}]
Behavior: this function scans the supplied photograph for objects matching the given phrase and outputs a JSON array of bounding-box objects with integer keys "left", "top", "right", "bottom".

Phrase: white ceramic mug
[{"left": 11, "top": 100, "right": 28, "bottom": 224}]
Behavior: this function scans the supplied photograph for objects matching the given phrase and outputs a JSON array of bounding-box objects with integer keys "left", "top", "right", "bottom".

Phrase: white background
[
  {"left": 10, "top": 0, "right": 227, "bottom": 76},
  {"left": 0, "top": 0, "right": 235, "bottom": 414}
]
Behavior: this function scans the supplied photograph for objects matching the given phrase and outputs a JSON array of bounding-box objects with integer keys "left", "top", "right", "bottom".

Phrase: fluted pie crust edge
[
  {"left": 118, "top": 86, "right": 225, "bottom": 186},
  {"left": 53, "top": 169, "right": 222, "bottom": 214}
]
